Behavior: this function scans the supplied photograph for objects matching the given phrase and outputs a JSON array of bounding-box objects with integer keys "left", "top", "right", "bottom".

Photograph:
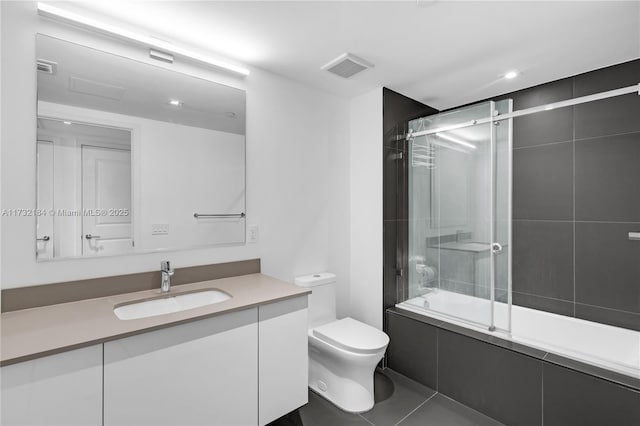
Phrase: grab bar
[
  {"left": 193, "top": 212, "right": 246, "bottom": 219},
  {"left": 629, "top": 232, "right": 640, "bottom": 241}
]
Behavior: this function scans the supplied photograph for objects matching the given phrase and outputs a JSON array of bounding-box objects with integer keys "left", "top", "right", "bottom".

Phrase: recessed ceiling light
[
  {"left": 169, "top": 99, "right": 183, "bottom": 107},
  {"left": 504, "top": 70, "right": 519, "bottom": 79}
]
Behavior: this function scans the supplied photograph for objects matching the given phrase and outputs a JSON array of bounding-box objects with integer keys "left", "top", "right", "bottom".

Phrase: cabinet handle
[
  {"left": 85, "top": 234, "right": 101, "bottom": 240},
  {"left": 36, "top": 235, "right": 50, "bottom": 241}
]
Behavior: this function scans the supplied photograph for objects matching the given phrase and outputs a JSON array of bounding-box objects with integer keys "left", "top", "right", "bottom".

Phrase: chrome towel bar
[{"left": 193, "top": 212, "right": 246, "bottom": 218}]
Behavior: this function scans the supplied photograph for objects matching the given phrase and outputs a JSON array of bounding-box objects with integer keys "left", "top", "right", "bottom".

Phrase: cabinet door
[
  {"left": 258, "top": 296, "right": 308, "bottom": 425},
  {"left": 1, "top": 344, "right": 102, "bottom": 426},
  {"left": 104, "top": 308, "right": 258, "bottom": 426}
]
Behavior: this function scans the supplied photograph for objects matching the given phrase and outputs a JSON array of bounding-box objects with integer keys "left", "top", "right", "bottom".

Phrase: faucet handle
[{"left": 161, "top": 261, "right": 174, "bottom": 275}]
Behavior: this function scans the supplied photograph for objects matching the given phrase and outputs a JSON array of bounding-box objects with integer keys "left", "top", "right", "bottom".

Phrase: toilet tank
[{"left": 294, "top": 273, "right": 337, "bottom": 329}]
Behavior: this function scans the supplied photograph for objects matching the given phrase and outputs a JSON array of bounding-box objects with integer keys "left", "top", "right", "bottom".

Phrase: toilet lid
[{"left": 312, "top": 317, "right": 390, "bottom": 354}]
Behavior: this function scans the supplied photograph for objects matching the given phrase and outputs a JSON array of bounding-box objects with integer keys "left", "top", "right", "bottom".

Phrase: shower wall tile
[
  {"left": 383, "top": 88, "right": 437, "bottom": 150},
  {"left": 575, "top": 222, "right": 640, "bottom": 314},
  {"left": 512, "top": 220, "right": 574, "bottom": 301},
  {"left": 509, "top": 79, "right": 574, "bottom": 148},
  {"left": 386, "top": 310, "right": 438, "bottom": 389},
  {"left": 438, "top": 329, "right": 543, "bottom": 426},
  {"left": 575, "top": 132, "right": 640, "bottom": 222},
  {"left": 382, "top": 88, "right": 436, "bottom": 330},
  {"left": 512, "top": 292, "right": 574, "bottom": 317},
  {"left": 513, "top": 141, "right": 573, "bottom": 220},
  {"left": 542, "top": 363, "right": 640, "bottom": 426},
  {"left": 575, "top": 303, "right": 640, "bottom": 332},
  {"left": 383, "top": 220, "right": 399, "bottom": 310},
  {"left": 439, "top": 250, "right": 474, "bottom": 285},
  {"left": 383, "top": 146, "right": 403, "bottom": 221},
  {"left": 574, "top": 59, "right": 640, "bottom": 140}
]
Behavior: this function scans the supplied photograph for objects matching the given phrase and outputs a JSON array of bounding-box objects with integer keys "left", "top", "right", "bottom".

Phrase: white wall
[
  {"left": 0, "top": 1, "right": 351, "bottom": 318},
  {"left": 349, "top": 88, "right": 383, "bottom": 329}
]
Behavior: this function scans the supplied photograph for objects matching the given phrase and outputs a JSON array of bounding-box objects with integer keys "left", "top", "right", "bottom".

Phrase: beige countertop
[{"left": 0, "top": 273, "right": 310, "bottom": 367}]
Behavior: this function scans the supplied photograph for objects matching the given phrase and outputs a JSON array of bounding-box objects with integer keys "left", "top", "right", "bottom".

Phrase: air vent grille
[
  {"left": 37, "top": 59, "right": 57, "bottom": 74},
  {"left": 322, "top": 53, "right": 373, "bottom": 79}
]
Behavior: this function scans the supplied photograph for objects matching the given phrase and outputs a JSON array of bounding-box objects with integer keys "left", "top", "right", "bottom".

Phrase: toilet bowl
[{"left": 295, "top": 273, "right": 390, "bottom": 413}]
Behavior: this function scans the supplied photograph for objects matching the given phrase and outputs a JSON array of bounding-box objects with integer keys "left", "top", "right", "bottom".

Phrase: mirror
[{"left": 36, "top": 34, "right": 246, "bottom": 261}]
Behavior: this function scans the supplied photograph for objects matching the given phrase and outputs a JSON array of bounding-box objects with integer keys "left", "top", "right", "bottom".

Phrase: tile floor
[{"left": 268, "top": 369, "right": 504, "bottom": 426}]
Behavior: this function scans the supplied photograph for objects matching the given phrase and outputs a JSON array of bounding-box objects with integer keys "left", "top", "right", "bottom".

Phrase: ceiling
[{"left": 58, "top": 1, "right": 640, "bottom": 110}]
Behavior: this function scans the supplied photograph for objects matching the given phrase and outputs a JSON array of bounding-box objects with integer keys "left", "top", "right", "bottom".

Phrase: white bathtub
[{"left": 399, "top": 290, "right": 640, "bottom": 379}]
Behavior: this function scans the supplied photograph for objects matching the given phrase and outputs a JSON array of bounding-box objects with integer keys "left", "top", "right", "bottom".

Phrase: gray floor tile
[
  {"left": 398, "top": 394, "right": 505, "bottom": 426},
  {"left": 270, "top": 390, "right": 373, "bottom": 426},
  {"left": 360, "top": 369, "right": 436, "bottom": 426}
]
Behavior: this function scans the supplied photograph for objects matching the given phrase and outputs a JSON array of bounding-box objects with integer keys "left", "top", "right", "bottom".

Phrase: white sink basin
[{"left": 114, "top": 289, "right": 232, "bottom": 320}]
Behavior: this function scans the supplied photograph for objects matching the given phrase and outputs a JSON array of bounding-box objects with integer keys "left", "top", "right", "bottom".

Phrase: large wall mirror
[{"left": 35, "top": 34, "right": 246, "bottom": 261}]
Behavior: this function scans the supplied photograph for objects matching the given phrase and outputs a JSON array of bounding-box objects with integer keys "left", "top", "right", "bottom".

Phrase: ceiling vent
[
  {"left": 37, "top": 59, "right": 57, "bottom": 75},
  {"left": 321, "top": 53, "right": 373, "bottom": 79}
]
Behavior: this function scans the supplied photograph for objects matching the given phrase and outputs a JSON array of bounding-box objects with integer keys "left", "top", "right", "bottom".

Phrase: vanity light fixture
[
  {"left": 37, "top": 2, "right": 250, "bottom": 77},
  {"left": 504, "top": 70, "right": 519, "bottom": 79},
  {"left": 169, "top": 99, "right": 183, "bottom": 107},
  {"left": 149, "top": 49, "right": 174, "bottom": 64}
]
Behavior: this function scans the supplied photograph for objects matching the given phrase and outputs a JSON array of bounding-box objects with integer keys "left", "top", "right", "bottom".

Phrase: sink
[{"left": 114, "top": 289, "right": 232, "bottom": 320}]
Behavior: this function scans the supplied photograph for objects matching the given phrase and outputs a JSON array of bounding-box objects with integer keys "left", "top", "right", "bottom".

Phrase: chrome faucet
[{"left": 160, "top": 261, "right": 174, "bottom": 293}]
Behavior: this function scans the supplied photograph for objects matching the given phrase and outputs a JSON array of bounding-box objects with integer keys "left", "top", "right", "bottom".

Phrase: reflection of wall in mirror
[{"left": 38, "top": 101, "right": 245, "bottom": 256}]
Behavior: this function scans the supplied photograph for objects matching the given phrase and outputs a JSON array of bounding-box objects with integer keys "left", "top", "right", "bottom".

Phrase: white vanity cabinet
[
  {"left": 103, "top": 307, "right": 259, "bottom": 426},
  {"left": 0, "top": 345, "right": 103, "bottom": 426},
  {"left": 258, "top": 296, "right": 309, "bottom": 425},
  {"left": 1, "top": 293, "right": 309, "bottom": 426}
]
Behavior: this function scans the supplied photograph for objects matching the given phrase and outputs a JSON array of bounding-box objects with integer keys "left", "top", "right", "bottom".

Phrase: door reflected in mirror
[
  {"left": 36, "top": 34, "right": 246, "bottom": 261},
  {"left": 37, "top": 119, "right": 132, "bottom": 260}
]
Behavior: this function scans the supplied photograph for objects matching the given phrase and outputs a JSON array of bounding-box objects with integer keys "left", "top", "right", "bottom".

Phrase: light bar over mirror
[{"left": 37, "top": 2, "right": 251, "bottom": 76}]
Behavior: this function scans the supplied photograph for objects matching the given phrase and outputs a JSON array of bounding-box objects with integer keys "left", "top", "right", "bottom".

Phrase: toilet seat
[{"left": 311, "top": 317, "right": 389, "bottom": 355}]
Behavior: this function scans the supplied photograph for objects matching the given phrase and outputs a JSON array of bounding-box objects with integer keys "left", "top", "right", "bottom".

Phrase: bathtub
[{"left": 399, "top": 289, "right": 640, "bottom": 379}]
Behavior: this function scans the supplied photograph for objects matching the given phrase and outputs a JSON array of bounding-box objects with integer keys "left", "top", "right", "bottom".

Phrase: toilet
[{"left": 294, "top": 273, "right": 389, "bottom": 413}]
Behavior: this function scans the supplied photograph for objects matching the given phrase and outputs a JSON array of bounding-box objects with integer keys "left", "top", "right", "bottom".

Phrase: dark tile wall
[
  {"left": 387, "top": 308, "right": 640, "bottom": 426},
  {"left": 507, "top": 59, "right": 640, "bottom": 330},
  {"left": 382, "top": 61, "right": 639, "bottom": 334},
  {"left": 382, "top": 88, "right": 438, "bottom": 324}
]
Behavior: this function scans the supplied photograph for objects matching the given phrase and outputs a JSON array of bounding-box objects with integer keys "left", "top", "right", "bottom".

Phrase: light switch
[
  {"left": 247, "top": 225, "right": 259, "bottom": 243},
  {"left": 151, "top": 224, "right": 169, "bottom": 235}
]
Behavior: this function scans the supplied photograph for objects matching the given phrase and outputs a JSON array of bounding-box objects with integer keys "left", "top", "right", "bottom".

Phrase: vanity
[
  {"left": 2, "top": 9, "right": 308, "bottom": 426},
  {"left": 1, "top": 274, "right": 310, "bottom": 426}
]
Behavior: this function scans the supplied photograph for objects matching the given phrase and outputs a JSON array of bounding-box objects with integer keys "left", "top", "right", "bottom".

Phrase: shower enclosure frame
[{"left": 400, "top": 82, "right": 640, "bottom": 336}]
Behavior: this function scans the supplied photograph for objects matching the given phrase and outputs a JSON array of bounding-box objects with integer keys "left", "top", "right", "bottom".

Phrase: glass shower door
[{"left": 405, "top": 100, "right": 512, "bottom": 332}]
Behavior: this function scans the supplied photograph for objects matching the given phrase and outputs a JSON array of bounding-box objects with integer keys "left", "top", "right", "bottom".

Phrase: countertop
[{"left": 0, "top": 273, "right": 310, "bottom": 367}]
